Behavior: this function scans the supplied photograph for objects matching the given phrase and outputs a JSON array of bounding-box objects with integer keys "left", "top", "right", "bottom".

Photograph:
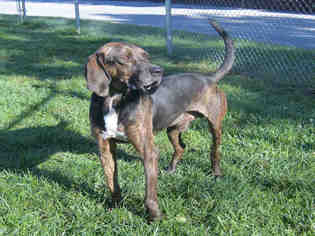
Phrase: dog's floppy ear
[
  {"left": 130, "top": 44, "right": 150, "bottom": 62},
  {"left": 85, "top": 52, "right": 111, "bottom": 97}
]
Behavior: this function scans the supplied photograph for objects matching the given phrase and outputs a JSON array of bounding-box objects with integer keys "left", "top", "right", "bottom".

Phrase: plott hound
[{"left": 85, "top": 21, "right": 235, "bottom": 221}]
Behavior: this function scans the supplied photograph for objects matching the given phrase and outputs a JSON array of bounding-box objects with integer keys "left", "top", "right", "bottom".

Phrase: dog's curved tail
[{"left": 207, "top": 20, "right": 235, "bottom": 83}]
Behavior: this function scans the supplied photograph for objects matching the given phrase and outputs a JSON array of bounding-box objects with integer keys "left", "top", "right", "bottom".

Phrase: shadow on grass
[
  {"left": 253, "top": 175, "right": 314, "bottom": 196},
  {"left": 0, "top": 120, "right": 96, "bottom": 169},
  {"left": 0, "top": 119, "right": 141, "bottom": 210},
  {"left": 0, "top": 118, "right": 139, "bottom": 169},
  {"left": 0, "top": 16, "right": 131, "bottom": 80}
]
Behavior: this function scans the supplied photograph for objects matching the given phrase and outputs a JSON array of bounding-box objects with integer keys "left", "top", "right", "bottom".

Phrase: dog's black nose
[{"left": 150, "top": 66, "right": 163, "bottom": 75}]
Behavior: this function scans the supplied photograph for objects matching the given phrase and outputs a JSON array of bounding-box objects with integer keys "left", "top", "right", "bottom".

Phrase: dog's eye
[
  {"left": 116, "top": 61, "right": 124, "bottom": 66},
  {"left": 141, "top": 52, "right": 149, "bottom": 60},
  {"left": 105, "top": 59, "right": 115, "bottom": 65},
  {"left": 117, "top": 55, "right": 131, "bottom": 64}
]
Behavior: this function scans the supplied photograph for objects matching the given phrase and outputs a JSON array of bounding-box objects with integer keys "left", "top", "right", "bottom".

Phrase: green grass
[{"left": 0, "top": 14, "right": 314, "bottom": 235}]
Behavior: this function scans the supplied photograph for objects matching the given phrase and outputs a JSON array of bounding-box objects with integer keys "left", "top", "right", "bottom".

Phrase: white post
[
  {"left": 22, "top": 0, "right": 26, "bottom": 19},
  {"left": 74, "top": 0, "right": 80, "bottom": 34},
  {"left": 16, "top": 0, "right": 26, "bottom": 23},
  {"left": 165, "top": 0, "right": 173, "bottom": 56}
]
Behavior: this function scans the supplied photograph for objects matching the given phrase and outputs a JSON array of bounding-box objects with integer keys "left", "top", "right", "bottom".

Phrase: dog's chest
[{"left": 102, "top": 108, "right": 128, "bottom": 142}]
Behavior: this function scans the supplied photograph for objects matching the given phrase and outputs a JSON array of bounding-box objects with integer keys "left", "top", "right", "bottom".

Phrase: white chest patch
[{"left": 101, "top": 107, "right": 128, "bottom": 142}]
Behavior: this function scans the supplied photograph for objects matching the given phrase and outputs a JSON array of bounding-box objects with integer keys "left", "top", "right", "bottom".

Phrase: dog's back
[
  {"left": 124, "top": 20, "right": 235, "bottom": 132},
  {"left": 150, "top": 73, "right": 209, "bottom": 130}
]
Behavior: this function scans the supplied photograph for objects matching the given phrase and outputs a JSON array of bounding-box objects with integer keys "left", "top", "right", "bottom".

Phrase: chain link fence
[
  {"left": 8, "top": 0, "right": 315, "bottom": 86},
  {"left": 166, "top": 0, "right": 315, "bottom": 87}
]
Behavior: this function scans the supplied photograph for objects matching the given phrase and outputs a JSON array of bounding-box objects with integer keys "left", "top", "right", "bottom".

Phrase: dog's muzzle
[{"left": 130, "top": 65, "right": 163, "bottom": 94}]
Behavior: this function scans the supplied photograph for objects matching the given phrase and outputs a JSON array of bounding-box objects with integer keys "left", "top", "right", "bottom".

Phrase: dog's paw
[
  {"left": 165, "top": 164, "right": 178, "bottom": 174},
  {"left": 165, "top": 167, "right": 176, "bottom": 174},
  {"left": 214, "top": 174, "right": 224, "bottom": 182},
  {"left": 101, "top": 130, "right": 113, "bottom": 140},
  {"left": 148, "top": 212, "right": 165, "bottom": 223}
]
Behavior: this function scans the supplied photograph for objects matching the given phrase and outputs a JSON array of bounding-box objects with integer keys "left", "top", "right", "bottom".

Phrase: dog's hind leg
[
  {"left": 206, "top": 91, "right": 227, "bottom": 177},
  {"left": 97, "top": 136, "right": 121, "bottom": 204},
  {"left": 208, "top": 121, "right": 223, "bottom": 177},
  {"left": 166, "top": 113, "right": 196, "bottom": 173},
  {"left": 166, "top": 127, "right": 186, "bottom": 173}
]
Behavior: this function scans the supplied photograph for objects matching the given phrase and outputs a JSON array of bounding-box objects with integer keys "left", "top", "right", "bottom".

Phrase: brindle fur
[{"left": 85, "top": 21, "right": 235, "bottom": 221}]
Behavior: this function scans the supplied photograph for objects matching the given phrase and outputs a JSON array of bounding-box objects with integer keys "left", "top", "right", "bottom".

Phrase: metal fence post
[
  {"left": 74, "top": 0, "right": 80, "bottom": 34},
  {"left": 16, "top": 0, "right": 26, "bottom": 23},
  {"left": 21, "top": 0, "right": 26, "bottom": 19},
  {"left": 241, "top": 0, "right": 245, "bottom": 8},
  {"left": 165, "top": 0, "right": 173, "bottom": 56}
]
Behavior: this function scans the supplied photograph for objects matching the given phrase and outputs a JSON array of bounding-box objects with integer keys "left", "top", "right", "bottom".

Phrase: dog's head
[{"left": 85, "top": 42, "right": 163, "bottom": 96}]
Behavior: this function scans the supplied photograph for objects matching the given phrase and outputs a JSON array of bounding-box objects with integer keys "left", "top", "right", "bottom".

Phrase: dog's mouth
[
  {"left": 142, "top": 81, "right": 160, "bottom": 94},
  {"left": 127, "top": 81, "right": 159, "bottom": 94},
  {"left": 144, "top": 81, "right": 159, "bottom": 91}
]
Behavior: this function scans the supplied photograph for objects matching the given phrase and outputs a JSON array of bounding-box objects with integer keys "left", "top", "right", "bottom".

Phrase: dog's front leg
[
  {"left": 127, "top": 125, "right": 163, "bottom": 221},
  {"left": 141, "top": 105, "right": 164, "bottom": 221},
  {"left": 143, "top": 140, "right": 163, "bottom": 221},
  {"left": 97, "top": 135, "right": 121, "bottom": 205},
  {"left": 126, "top": 111, "right": 163, "bottom": 221}
]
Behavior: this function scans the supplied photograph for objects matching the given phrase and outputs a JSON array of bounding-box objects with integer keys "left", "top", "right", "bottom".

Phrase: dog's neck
[
  {"left": 92, "top": 90, "right": 144, "bottom": 118},
  {"left": 92, "top": 92, "right": 123, "bottom": 107},
  {"left": 116, "top": 90, "right": 141, "bottom": 108}
]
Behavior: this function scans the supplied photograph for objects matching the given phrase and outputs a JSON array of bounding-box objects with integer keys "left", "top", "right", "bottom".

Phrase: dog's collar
[
  {"left": 92, "top": 92, "right": 126, "bottom": 112},
  {"left": 92, "top": 93, "right": 106, "bottom": 102},
  {"left": 96, "top": 53, "right": 112, "bottom": 83}
]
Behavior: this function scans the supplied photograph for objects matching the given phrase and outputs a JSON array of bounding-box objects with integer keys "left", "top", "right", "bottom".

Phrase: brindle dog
[
  {"left": 85, "top": 21, "right": 235, "bottom": 221},
  {"left": 85, "top": 41, "right": 163, "bottom": 214}
]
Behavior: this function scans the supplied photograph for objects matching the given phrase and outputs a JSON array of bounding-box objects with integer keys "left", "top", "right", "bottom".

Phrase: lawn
[{"left": 0, "top": 14, "right": 314, "bottom": 235}]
